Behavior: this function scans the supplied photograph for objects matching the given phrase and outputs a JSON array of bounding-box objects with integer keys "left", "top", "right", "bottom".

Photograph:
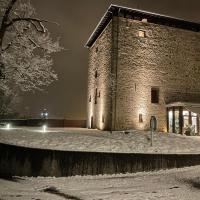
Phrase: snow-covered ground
[
  {"left": 0, "top": 127, "right": 200, "bottom": 154},
  {"left": 0, "top": 165, "right": 200, "bottom": 200}
]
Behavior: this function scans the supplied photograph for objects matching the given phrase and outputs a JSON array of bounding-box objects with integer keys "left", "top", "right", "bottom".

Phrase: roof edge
[{"left": 85, "top": 4, "right": 200, "bottom": 48}]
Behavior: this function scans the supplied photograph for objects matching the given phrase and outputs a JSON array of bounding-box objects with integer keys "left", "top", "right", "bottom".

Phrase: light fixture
[
  {"left": 42, "top": 125, "right": 47, "bottom": 133},
  {"left": 6, "top": 123, "right": 10, "bottom": 130}
]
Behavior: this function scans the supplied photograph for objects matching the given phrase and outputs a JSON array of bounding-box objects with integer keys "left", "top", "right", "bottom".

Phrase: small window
[
  {"left": 89, "top": 95, "right": 91, "bottom": 102},
  {"left": 95, "top": 88, "right": 97, "bottom": 104},
  {"left": 98, "top": 91, "right": 100, "bottom": 97},
  {"left": 95, "top": 47, "right": 98, "bottom": 53},
  {"left": 138, "top": 30, "right": 146, "bottom": 38},
  {"left": 142, "top": 18, "right": 148, "bottom": 23},
  {"left": 95, "top": 70, "right": 98, "bottom": 78},
  {"left": 139, "top": 114, "right": 143, "bottom": 123},
  {"left": 151, "top": 88, "right": 159, "bottom": 104}
]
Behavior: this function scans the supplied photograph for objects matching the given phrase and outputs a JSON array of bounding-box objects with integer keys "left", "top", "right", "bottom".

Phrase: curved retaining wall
[
  {"left": 0, "top": 119, "right": 86, "bottom": 128},
  {"left": 0, "top": 143, "right": 200, "bottom": 177}
]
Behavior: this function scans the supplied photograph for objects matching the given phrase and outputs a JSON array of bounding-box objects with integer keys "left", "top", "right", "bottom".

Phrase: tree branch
[
  {"left": 6, "top": 17, "right": 59, "bottom": 33},
  {"left": 28, "top": 38, "right": 40, "bottom": 48}
]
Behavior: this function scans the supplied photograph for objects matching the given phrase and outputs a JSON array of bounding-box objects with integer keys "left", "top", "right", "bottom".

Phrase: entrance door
[
  {"left": 167, "top": 107, "right": 182, "bottom": 134},
  {"left": 167, "top": 107, "right": 199, "bottom": 135}
]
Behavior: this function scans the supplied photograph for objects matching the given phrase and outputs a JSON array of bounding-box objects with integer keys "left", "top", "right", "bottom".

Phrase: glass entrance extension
[{"left": 167, "top": 106, "right": 199, "bottom": 135}]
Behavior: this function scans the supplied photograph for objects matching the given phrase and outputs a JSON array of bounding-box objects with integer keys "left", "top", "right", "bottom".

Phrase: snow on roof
[{"left": 85, "top": 4, "right": 200, "bottom": 48}]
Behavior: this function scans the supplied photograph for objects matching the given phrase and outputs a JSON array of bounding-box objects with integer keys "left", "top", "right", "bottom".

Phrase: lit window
[
  {"left": 151, "top": 88, "right": 159, "bottom": 104},
  {"left": 191, "top": 112, "right": 197, "bottom": 117},
  {"left": 139, "top": 30, "right": 146, "bottom": 38},
  {"left": 142, "top": 18, "right": 148, "bottom": 23},
  {"left": 168, "top": 110, "right": 173, "bottom": 133}
]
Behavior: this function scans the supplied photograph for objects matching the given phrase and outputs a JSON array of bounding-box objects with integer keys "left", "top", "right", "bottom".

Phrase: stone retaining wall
[{"left": 1, "top": 143, "right": 200, "bottom": 177}]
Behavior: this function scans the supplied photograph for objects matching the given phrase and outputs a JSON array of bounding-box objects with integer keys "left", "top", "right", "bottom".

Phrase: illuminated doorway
[{"left": 167, "top": 106, "right": 199, "bottom": 135}]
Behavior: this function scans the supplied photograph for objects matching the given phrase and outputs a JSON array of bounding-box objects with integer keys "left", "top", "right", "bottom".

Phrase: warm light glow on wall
[
  {"left": 135, "top": 101, "right": 149, "bottom": 130},
  {"left": 89, "top": 99, "right": 94, "bottom": 128},
  {"left": 99, "top": 99, "right": 104, "bottom": 130}
]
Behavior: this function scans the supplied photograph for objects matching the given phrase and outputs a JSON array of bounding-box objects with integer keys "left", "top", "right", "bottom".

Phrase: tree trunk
[{"left": 0, "top": 0, "right": 17, "bottom": 49}]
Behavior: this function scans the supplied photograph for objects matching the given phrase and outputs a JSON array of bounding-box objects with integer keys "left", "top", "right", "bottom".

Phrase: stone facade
[
  {"left": 87, "top": 8, "right": 200, "bottom": 132},
  {"left": 87, "top": 21, "right": 113, "bottom": 130}
]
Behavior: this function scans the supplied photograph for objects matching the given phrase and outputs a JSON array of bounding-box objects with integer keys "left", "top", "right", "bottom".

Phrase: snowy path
[
  {"left": 0, "top": 165, "right": 200, "bottom": 200},
  {"left": 0, "top": 127, "right": 200, "bottom": 154}
]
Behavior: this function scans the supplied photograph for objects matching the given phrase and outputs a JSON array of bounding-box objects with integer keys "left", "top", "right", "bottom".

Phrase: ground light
[
  {"left": 6, "top": 123, "right": 10, "bottom": 130},
  {"left": 42, "top": 125, "right": 47, "bottom": 133}
]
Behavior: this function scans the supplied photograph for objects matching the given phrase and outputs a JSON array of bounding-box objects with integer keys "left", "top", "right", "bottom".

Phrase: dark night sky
[{"left": 20, "top": 0, "right": 200, "bottom": 119}]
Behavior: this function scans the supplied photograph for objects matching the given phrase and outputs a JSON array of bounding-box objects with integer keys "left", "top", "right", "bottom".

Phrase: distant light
[
  {"left": 6, "top": 123, "right": 10, "bottom": 130},
  {"left": 42, "top": 125, "right": 47, "bottom": 133},
  {"left": 40, "top": 111, "right": 48, "bottom": 119}
]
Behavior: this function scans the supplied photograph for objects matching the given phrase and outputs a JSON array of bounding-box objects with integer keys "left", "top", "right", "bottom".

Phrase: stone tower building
[{"left": 85, "top": 5, "right": 200, "bottom": 134}]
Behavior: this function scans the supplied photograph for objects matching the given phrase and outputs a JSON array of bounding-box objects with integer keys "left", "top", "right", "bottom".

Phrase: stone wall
[
  {"left": 1, "top": 143, "right": 200, "bottom": 177},
  {"left": 87, "top": 21, "right": 113, "bottom": 130},
  {"left": 87, "top": 16, "right": 200, "bottom": 132},
  {"left": 115, "top": 17, "right": 200, "bottom": 131}
]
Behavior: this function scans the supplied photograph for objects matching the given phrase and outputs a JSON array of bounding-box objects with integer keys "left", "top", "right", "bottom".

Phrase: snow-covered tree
[
  {"left": 0, "top": 0, "right": 63, "bottom": 116},
  {"left": 0, "top": 0, "right": 63, "bottom": 92},
  {"left": 0, "top": 89, "right": 20, "bottom": 118}
]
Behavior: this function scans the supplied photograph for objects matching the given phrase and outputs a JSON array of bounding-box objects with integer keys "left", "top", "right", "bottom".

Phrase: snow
[
  {"left": 0, "top": 165, "right": 200, "bottom": 200},
  {"left": 0, "top": 127, "right": 200, "bottom": 154}
]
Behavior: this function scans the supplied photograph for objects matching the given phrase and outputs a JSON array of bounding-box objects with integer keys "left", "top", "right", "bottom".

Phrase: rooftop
[{"left": 85, "top": 4, "right": 200, "bottom": 48}]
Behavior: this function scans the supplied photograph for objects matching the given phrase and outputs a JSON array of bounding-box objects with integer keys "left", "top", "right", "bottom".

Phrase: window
[
  {"left": 98, "top": 91, "right": 101, "bottom": 98},
  {"left": 95, "top": 88, "right": 97, "bottom": 104},
  {"left": 151, "top": 88, "right": 159, "bottom": 104},
  {"left": 138, "top": 30, "right": 146, "bottom": 38},
  {"left": 191, "top": 112, "right": 198, "bottom": 134},
  {"left": 89, "top": 95, "right": 91, "bottom": 102},
  {"left": 142, "top": 18, "right": 148, "bottom": 23},
  {"left": 168, "top": 110, "right": 173, "bottom": 133},
  {"left": 174, "top": 109, "right": 180, "bottom": 133},
  {"left": 95, "top": 70, "right": 98, "bottom": 78},
  {"left": 139, "top": 114, "right": 143, "bottom": 123},
  {"left": 95, "top": 47, "right": 98, "bottom": 53},
  {"left": 183, "top": 110, "right": 189, "bottom": 128}
]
